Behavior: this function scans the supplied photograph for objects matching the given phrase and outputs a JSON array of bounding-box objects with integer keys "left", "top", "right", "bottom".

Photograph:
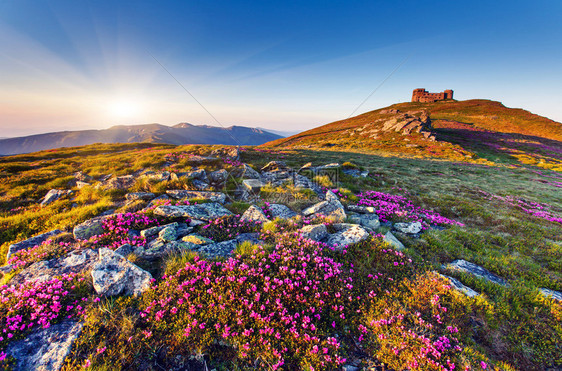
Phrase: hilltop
[
  {"left": 263, "top": 99, "right": 562, "bottom": 171},
  {"left": 0, "top": 123, "right": 282, "bottom": 156}
]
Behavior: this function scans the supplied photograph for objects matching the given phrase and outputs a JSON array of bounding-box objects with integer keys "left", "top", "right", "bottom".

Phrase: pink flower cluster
[
  {"left": 140, "top": 235, "right": 352, "bottom": 369},
  {"left": 89, "top": 212, "right": 159, "bottom": 250},
  {"left": 199, "top": 215, "right": 263, "bottom": 242},
  {"left": 357, "top": 190, "right": 464, "bottom": 228},
  {"left": 0, "top": 273, "right": 87, "bottom": 357},
  {"left": 6, "top": 240, "right": 73, "bottom": 271}
]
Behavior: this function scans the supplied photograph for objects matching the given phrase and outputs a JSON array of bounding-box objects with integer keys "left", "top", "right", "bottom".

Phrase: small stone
[
  {"left": 326, "top": 224, "right": 369, "bottom": 247},
  {"left": 126, "top": 192, "right": 155, "bottom": 201},
  {"left": 437, "top": 273, "right": 479, "bottom": 298},
  {"left": 140, "top": 222, "right": 179, "bottom": 239},
  {"left": 302, "top": 191, "right": 346, "bottom": 222},
  {"left": 394, "top": 221, "right": 423, "bottom": 234},
  {"left": 261, "top": 161, "right": 289, "bottom": 172},
  {"left": 91, "top": 248, "right": 152, "bottom": 296},
  {"left": 539, "top": 288, "right": 562, "bottom": 301},
  {"left": 40, "top": 189, "right": 71, "bottom": 206},
  {"left": 240, "top": 205, "right": 269, "bottom": 222},
  {"left": 346, "top": 205, "right": 376, "bottom": 214},
  {"left": 444, "top": 259, "right": 508, "bottom": 287},
  {"left": 208, "top": 169, "right": 228, "bottom": 185},
  {"left": 269, "top": 204, "right": 298, "bottom": 219},
  {"left": 242, "top": 179, "right": 264, "bottom": 193},
  {"left": 182, "top": 234, "right": 214, "bottom": 245},
  {"left": 159, "top": 226, "right": 178, "bottom": 242},
  {"left": 299, "top": 224, "right": 328, "bottom": 242},
  {"left": 383, "top": 231, "right": 405, "bottom": 251},
  {"left": 166, "top": 190, "right": 227, "bottom": 204}
]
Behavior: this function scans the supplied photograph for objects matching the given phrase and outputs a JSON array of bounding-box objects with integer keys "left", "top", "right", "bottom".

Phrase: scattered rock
[
  {"left": 383, "top": 231, "right": 405, "bottom": 251},
  {"left": 146, "top": 194, "right": 171, "bottom": 209},
  {"left": 350, "top": 213, "right": 380, "bottom": 230},
  {"left": 231, "top": 164, "right": 261, "bottom": 179},
  {"left": 346, "top": 205, "right": 376, "bottom": 214},
  {"left": 437, "top": 273, "right": 479, "bottom": 298},
  {"left": 299, "top": 224, "right": 328, "bottom": 242},
  {"left": 7, "top": 229, "right": 62, "bottom": 260},
  {"left": 4, "top": 320, "right": 83, "bottom": 371},
  {"left": 302, "top": 191, "right": 346, "bottom": 222},
  {"left": 73, "top": 215, "right": 113, "bottom": 241},
  {"left": 182, "top": 234, "right": 214, "bottom": 245},
  {"left": 91, "top": 248, "right": 152, "bottom": 296},
  {"left": 40, "top": 189, "right": 71, "bottom": 206},
  {"left": 261, "top": 161, "right": 289, "bottom": 172},
  {"left": 192, "top": 179, "right": 210, "bottom": 190},
  {"left": 10, "top": 248, "right": 98, "bottom": 285},
  {"left": 97, "top": 175, "right": 136, "bottom": 190},
  {"left": 166, "top": 190, "right": 227, "bottom": 204},
  {"left": 326, "top": 224, "right": 369, "bottom": 247},
  {"left": 444, "top": 259, "right": 508, "bottom": 287},
  {"left": 197, "top": 233, "right": 262, "bottom": 259},
  {"left": 315, "top": 163, "right": 340, "bottom": 170},
  {"left": 126, "top": 192, "right": 155, "bottom": 201},
  {"left": 153, "top": 203, "right": 233, "bottom": 221},
  {"left": 75, "top": 181, "right": 90, "bottom": 189},
  {"left": 159, "top": 225, "right": 178, "bottom": 242},
  {"left": 208, "top": 169, "right": 228, "bottom": 185},
  {"left": 240, "top": 205, "right": 269, "bottom": 222},
  {"left": 242, "top": 179, "right": 264, "bottom": 194},
  {"left": 140, "top": 222, "right": 180, "bottom": 239},
  {"left": 342, "top": 168, "right": 369, "bottom": 178},
  {"left": 115, "top": 243, "right": 134, "bottom": 257},
  {"left": 394, "top": 221, "right": 423, "bottom": 234},
  {"left": 539, "top": 288, "right": 562, "bottom": 301},
  {"left": 269, "top": 204, "right": 298, "bottom": 219}
]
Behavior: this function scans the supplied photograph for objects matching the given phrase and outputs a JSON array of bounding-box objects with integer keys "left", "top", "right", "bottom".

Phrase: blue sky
[{"left": 1, "top": 0, "right": 561, "bottom": 137}]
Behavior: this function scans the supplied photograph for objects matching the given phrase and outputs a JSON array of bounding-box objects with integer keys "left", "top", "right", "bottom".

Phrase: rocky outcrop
[
  {"left": 197, "top": 233, "right": 262, "bottom": 259},
  {"left": 383, "top": 231, "right": 405, "bottom": 251},
  {"left": 73, "top": 215, "right": 112, "bottom": 241},
  {"left": 444, "top": 259, "right": 508, "bottom": 287},
  {"left": 231, "top": 164, "right": 261, "bottom": 179},
  {"left": 4, "top": 320, "right": 83, "bottom": 371},
  {"left": 6, "top": 229, "right": 62, "bottom": 260},
  {"left": 91, "top": 248, "right": 152, "bottom": 296},
  {"left": 349, "top": 213, "right": 380, "bottom": 230},
  {"left": 126, "top": 192, "right": 155, "bottom": 201},
  {"left": 269, "top": 204, "right": 298, "bottom": 219},
  {"left": 299, "top": 224, "right": 328, "bottom": 242},
  {"left": 10, "top": 248, "right": 98, "bottom": 285},
  {"left": 261, "top": 161, "right": 289, "bottom": 172},
  {"left": 302, "top": 191, "right": 346, "bottom": 222},
  {"left": 166, "top": 190, "right": 227, "bottom": 204},
  {"left": 393, "top": 221, "right": 423, "bottom": 234},
  {"left": 40, "top": 189, "right": 71, "bottom": 206},
  {"left": 326, "top": 224, "right": 369, "bottom": 247},
  {"left": 240, "top": 205, "right": 269, "bottom": 222},
  {"left": 96, "top": 175, "right": 136, "bottom": 190},
  {"left": 242, "top": 179, "right": 264, "bottom": 194},
  {"left": 208, "top": 169, "right": 228, "bottom": 186},
  {"left": 437, "top": 273, "right": 479, "bottom": 298},
  {"left": 153, "top": 203, "right": 232, "bottom": 221}
]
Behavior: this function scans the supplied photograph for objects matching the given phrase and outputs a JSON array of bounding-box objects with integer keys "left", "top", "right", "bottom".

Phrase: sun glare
[{"left": 107, "top": 99, "right": 140, "bottom": 119}]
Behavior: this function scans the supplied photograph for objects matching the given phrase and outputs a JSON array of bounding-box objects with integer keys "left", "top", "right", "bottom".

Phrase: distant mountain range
[{"left": 0, "top": 123, "right": 283, "bottom": 155}]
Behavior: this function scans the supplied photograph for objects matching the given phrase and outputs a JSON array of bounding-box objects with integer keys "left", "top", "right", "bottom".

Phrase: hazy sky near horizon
[{"left": 1, "top": 0, "right": 561, "bottom": 137}]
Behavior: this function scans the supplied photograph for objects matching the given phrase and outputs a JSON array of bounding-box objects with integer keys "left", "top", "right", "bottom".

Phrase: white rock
[{"left": 240, "top": 205, "right": 269, "bottom": 222}]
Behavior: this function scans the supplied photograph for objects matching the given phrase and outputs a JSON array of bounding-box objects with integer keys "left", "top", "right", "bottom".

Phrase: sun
[{"left": 107, "top": 99, "right": 140, "bottom": 119}]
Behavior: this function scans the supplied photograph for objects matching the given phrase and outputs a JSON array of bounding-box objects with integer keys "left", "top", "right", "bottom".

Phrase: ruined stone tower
[{"left": 412, "top": 88, "right": 453, "bottom": 102}]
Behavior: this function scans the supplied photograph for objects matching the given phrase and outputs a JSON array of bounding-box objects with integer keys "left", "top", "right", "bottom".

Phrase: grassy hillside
[
  {"left": 263, "top": 100, "right": 562, "bottom": 171},
  {"left": 0, "top": 141, "right": 560, "bottom": 370}
]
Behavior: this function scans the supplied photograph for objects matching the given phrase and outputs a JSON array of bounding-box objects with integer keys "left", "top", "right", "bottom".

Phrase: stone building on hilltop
[{"left": 411, "top": 88, "right": 453, "bottom": 102}]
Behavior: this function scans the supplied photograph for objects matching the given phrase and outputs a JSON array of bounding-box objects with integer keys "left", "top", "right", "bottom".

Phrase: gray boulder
[
  {"left": 240, "top": 205, "right": 269, "bottom": 222},
  {"left": 394, "top": 221, "right": 423, "bottom": 234},
  {"left": 7, "top": 229, "right": 62, "bottom": 260},
  {"left": 302, "top": 191, "right": 346, "bottom": 222},
  {"left": 208, "top": 169, "right": 228, "bottom": 185},
  {"left": 347, "top": 205, "right": 376, "bottom": 214},
  {"left": 4, "top": 320, "right": 83, "bottom": 371},
  {"left": 197, "top": 233, "right": 262, "bottom": 259},
  {"left": 91, "top": 248, "right": 152, "bottom": 296},
  {"left": 326, "top": 224, "right": 369, "bottom": 247},
  {"left": 166, "top": 190, "right": 227, "bottom": 204},
  {"left": 73, "top": 215, "right": 113, "bottom": 241},
  {"left": 10, "top": 248, "right": 98, "bottom": 285},
  {"left": 182, "top": 234, "right": 214, "bottom": 245},
  {"left": 261, "top": 161, "right": 289, "bottom": 172},
  {"left": 269, "top": 204, "right": 298, "bottom": 219},
  {"left": 153, "top": 203, "right": 232, "bottom": 221},
  {"left": 242, "top": 179, "right": 264, "bottom": 194},
  {"left": 40, "top": 189, "right": 71, "bottom": 206},
  {"left": 383, "top": 231, "right": 405, "bottom": 251},
  {"left": 444, "top": 259, "right": 508, "bottom": 287},
  {"left": 299, "top": 224, "right": 328, "bottom": 242},
  {"left": 97, "top": 175, "right": 136, "bottom": 190},
  {"left": 140, "top": 222, "right": 180, "bottom": 239},
  {"left": 126, "top": 192, "right": 155, "bottom": 201},
  {"left": 159, "top": 225, "right": 178, "bottom": 242},
  {"left": 350, "top": 213, "right": 380, "bottom": 230}
]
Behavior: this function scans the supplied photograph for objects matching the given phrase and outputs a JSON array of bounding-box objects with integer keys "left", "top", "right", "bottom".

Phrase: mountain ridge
[{"left": 0, "top": 123, "right": 282, "bottom": 155}]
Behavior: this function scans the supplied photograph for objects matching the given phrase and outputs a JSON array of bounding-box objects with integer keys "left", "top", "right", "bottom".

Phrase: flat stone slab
[
  {"left": 242, "top": 179, "right": 264, "bottom": 193},
  {"left": 40, "top": 189, "right": 71, "bottom": 206},
  {"left": 269, "top": 204, "right": 298, "bottom": 219},
  {"left": 7, "top": 229, "right": 62, "bottom": 260},
  {"left": 166, "top": 190, "right": 227, "bottom": 204},
  {"left": 153, "top": 203, "right": 233, "bottom": 221},
  {"left": 444, "top": 259, "right": 508, "bottom": 287},
  {"left": 302, "top": 191, "right": 346, "bottom": 222},
  {"left": 393, "top": 221, "right": 423, "bottom": 234},
  {"left": 126, "top": 192, "right": 155, "bottom": 201},
  {"left": 73, "top": 214, "right": 116, "bottom": 241},
  {"left": 5, "top": 320, "right": 83, "bottom": 371}
]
